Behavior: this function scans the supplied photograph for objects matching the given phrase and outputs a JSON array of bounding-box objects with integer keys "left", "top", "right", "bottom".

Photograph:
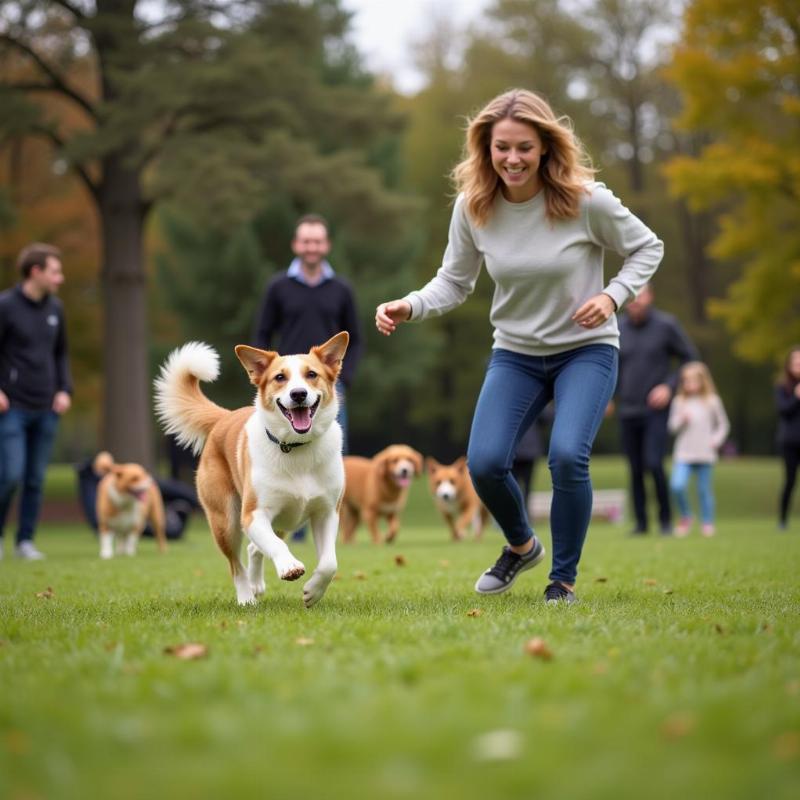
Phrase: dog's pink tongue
[
  {"left": 290, "top": 406, "right": 312, "bottom": 433},
  {"left": 397, "top": 475, "right": 411, "bottom": 487}
]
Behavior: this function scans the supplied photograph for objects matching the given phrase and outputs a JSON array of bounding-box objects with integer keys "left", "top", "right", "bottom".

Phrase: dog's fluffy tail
[{"left": 154, "top": 342, "right": 226, "bottom": 455}]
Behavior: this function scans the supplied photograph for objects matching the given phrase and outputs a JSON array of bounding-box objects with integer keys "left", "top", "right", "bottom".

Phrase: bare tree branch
[
  {"left": 50, "top": 0, "right": 87, "bottom": 20},
  {"left": 29, "top": 124, "right": 100, "bottom": 203},
  {"left": 0, "top": 32, "right": 97, "bottom": 120}
]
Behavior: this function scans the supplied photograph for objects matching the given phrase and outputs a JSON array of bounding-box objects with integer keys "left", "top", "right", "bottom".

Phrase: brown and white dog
[
  {"left": 426, "top": 456, "right": 489, "bottom": 541},
  {"left": 154, "top": 332, "right": 348, "bottom": 607},
  {"left": 340, "top": 444, "right": 423, "bottom": 544},
  {"left": 94, "top": 451, "right": 167, "bottom": 559}
]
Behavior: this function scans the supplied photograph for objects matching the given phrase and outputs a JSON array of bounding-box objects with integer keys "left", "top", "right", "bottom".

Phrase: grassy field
[{"left": 1, "top": 457, "right": 799, "bottom": 800}]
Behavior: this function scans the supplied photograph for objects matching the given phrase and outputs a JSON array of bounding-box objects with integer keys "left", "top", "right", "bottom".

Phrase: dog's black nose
[{"left": 290, "top": 388, "right": 308, "bottom": 404}]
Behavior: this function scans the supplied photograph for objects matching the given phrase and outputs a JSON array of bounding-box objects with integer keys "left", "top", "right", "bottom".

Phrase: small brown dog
[
  {"left": 341, "top": 445, "right": 423, "bottom": 544},
  {"left": 94, "top": 452, "right": 167, "bottom": 559},
  {"left": 426, "top": 456, "right": 489, "bottom": 541}
]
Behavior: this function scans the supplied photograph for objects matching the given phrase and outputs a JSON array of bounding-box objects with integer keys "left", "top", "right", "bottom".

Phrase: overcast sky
[{"left": 342, "top": 0, "right": 489, "bottom": 94}]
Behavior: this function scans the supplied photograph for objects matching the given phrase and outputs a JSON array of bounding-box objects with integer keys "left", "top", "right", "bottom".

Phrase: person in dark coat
[{"left": 776, "top": 346, "right": 800, "bottom": 530}]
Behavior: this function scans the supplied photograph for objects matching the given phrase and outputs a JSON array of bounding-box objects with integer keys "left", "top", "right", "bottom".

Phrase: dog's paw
[
  {"left": 303, "top": 571, "right": 334, "bottom": 608},
  {"left": 274, "top": 555, "right": 305, "bottom": 582}
]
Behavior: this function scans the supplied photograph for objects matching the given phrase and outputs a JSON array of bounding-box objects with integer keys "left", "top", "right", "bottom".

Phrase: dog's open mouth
[
  {"left": 393, "top": 472, "right": 412, "bottom": 488},
  {"left": 277, "top": 398, "right": 320, "bottom": 434},
  {"left": 128, "top": 488, "right": 148, "bottom": 501}
]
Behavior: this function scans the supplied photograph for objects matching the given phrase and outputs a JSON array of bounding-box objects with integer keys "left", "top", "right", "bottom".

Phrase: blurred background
[{"left": 1, "top": 0, "right": 797, "bottom": 467}]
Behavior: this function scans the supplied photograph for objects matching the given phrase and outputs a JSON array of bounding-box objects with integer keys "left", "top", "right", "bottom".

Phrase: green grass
[{"left": 2, "top": 458, "right": 799, "bottom": 800}]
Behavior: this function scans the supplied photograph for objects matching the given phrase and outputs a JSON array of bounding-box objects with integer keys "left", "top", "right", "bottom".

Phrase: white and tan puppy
[
  {"left": 94, "top": 451, "right": 167, "bottom": 559},
  {"left": 154, "top": 332, "right": 348, "bottom": 607}
]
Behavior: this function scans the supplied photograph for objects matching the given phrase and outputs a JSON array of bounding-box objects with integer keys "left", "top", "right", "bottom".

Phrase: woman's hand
[
  {"left": 375, "top": 300, "right": 412, "bottom": 336},
  {"left": 572, "top": 293, "right": 616, "bottom": 329}
]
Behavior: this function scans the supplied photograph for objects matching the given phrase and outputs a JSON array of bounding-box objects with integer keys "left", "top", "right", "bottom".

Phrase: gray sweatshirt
[{"left": 403, "top": 183, "right": 664, "bottom": 356}]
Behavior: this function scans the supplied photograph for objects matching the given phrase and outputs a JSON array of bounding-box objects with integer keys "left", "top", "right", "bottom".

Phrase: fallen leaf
[
  {"left": 35, "top": 586, "right": 54, "bottom": 599},
  {"left": 253, "top": 644, "right": 265, "bottom": 655},
  {"left": 643, "top": 579, "right": 658, "bottom": 586},
  {"left": 661, "top": 712, "right": 696, "bottom": 740},
  {"left": 104, "top": 641, "right": 118, "bottom": 652},
  {"left": 524, "top": 637, "right": 553, "bottom": 660},
  {"left": 760, "top": 622, "right": 773, "bottom": 633},
  {"left": 714, "top": 623, "right": 726, "bottom": 635},
  {"left": 467, "top": 608, "right": 482, "bottom": 617},
  {"left": 354, "top": 571, "right": 367, "bottom": 580},
  {"left": 773, "top": 731, "right": 800, "bottom": 761},
  {"left": 4, "top": 729, "right": 31, "bottom": 755},
  {"left": 164, "top": 643, "right": 208, "bottom": 660},
  {"left": 439, "top": 559, "right": 450, "bottom": 568},
  {"left": 394, "top": 554, "right": 407, "bottom": 566},
  {"left": 295, "top": 637, "right": 314, "bottom": 646},
  {"left": 594, "top": 576, "right": 608, "bottom": 583}
]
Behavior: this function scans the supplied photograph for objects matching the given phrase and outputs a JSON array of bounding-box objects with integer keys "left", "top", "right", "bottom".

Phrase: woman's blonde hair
[
  {"left": 677, "top": 361, "right": 718, "bottom": 400},
  {"left": 451, "top": 89, "right": 596, "bottom": 227}
]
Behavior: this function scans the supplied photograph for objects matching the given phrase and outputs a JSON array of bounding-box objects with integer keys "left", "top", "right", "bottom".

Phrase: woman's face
[
  {"left": 788, "top": 351, "right": 800, "bottom": 380},
  {"left": 490, "top": 118, "right": 547, "bottom": 203}
]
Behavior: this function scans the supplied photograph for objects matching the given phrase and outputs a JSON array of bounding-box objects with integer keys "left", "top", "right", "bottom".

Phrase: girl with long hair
[
  {"left": 668, "top": 362, "right": 730, "bottom": 537},
  {"left": 776, "top": 346, "right": 800, "bottom": 529},
  {"left": 375, "top": 89, "right": 663, "bottom": 603}
]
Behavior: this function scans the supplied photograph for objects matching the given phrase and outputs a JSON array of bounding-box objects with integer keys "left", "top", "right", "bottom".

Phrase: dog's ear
[
  {"left": 235, "top": 345, "right": 277, "bottom": 385},
  {"left": 425, "top": 456, "right": 440, "bottom": 474},
  {"left": 311, "top": 332, "right": 349, "bottom": 376},
  {"left": 454, "top": 456, "right": 467, "bottom": 473},
  {"left": 411, "top": 449, "right": 424, "bottom": 476}
]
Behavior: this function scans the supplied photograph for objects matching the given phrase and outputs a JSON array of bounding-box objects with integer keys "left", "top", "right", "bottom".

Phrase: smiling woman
[{"left": 375, "top": 88, "right": 664, "bottom": 605}]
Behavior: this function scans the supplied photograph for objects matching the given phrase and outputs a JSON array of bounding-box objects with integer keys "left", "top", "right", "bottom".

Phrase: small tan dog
[
  {"left": 94, "top": 452, "right": 167, "bottom": 559},
  {"left": 426, "top": 456, "right": 489, "bottom": 541},
  {"left": 340, "top": 444, "right": 423, "bottom": 544}
]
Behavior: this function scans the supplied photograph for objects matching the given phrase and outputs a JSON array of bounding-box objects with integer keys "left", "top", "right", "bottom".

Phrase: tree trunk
[{"left": 98, "top": 157, "right": 154, "bottom": 468}]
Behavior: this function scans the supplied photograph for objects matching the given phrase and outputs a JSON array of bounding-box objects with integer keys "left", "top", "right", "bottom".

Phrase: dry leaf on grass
[
  {"left": 714, "top": 623, "right": 726, "bottom": 635},
  {"left": 524, "top": 637, "right": 553, "bottom": 660},
  {"left": 466, "top": 608, "right": 482, "bottom": 617},
  {"left": 353, "top": 571, "right": 367, "bottom": 580},
  {"left": 661, "top": 711, "right": 696, "bottom": 740},
  {"left": 773, "top": 731, "right": 800, "bottom": 761},
  {"left": 35, "top": 586, "right": 54, "bottom": 599},
  {"left": 394, "top": 554, "right": 407, "bottom": 566},
  {"left": 295, "top": 637, "right": 314, "bottom": 646},
  {"left": 643, "top": 579, "right": 658, "bottom": 586},
  {"left": 594, "top": 576, "right": 608, "bottom": 583},
  {"left": 439, "top": 559, "right": 450, "bottom": 568},
  {"left": 163, "top": 643, "right": 208, "bottom": 660}
]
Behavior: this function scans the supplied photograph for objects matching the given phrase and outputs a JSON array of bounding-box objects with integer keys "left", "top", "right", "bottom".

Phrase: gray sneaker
[
  {"left": 475, "top": 538, "right": 546, "bottom": 595},
  {"left": 544, "top": 581, "right": 576, "bottom": 605},
  {"left": 15, "top": 541, "right": 45, "bottom": 560}
]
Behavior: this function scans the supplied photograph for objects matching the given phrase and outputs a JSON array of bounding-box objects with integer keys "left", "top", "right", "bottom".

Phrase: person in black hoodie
[
  {"left": 0, "top": 243, "right": 72, "bottom": 560},
  {"left": 776, "top": 346, "right": 800, "bottom": 530}
]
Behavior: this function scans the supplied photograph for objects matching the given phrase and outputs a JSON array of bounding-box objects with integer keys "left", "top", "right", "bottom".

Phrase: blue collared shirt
[{"left": 287, "top": 258, "right": 334, "bottom": 287}]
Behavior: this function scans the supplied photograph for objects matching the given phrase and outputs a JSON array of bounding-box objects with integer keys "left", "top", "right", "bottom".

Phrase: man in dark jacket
[
  {"left": 616, "top": 284, "right": 697, "bottom": 535},
  {"left": 253, "top": 214, "right": 362, "bottom": 453},
  {"left": 0, "top": 243, "right": 72, "bottom": 560}
]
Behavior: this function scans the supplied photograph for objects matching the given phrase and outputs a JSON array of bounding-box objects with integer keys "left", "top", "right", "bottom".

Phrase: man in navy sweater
[
  {"left": 616, "top": 284, "right": 697, "bottom": 535},
  {"left": 253, "top": 214, "right": 362, "bottom": 451},
  {"left": 0, "top": 243, "right": 72, "bottom": 560}
]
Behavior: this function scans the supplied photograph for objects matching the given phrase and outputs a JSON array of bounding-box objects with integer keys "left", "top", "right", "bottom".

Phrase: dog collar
[{"left": 265, "top": 427, "right": 307, "bottom": 454}]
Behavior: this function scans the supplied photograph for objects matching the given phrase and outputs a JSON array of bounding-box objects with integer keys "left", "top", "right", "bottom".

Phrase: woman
[
  {"left": 776, "top": 346, "right": 800, "bottom": 530},
  {"left": 376, "top": 89, "right": 663, "bottom": 603}
]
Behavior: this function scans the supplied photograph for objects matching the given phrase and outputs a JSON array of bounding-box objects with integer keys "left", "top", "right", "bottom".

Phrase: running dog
[
  {"left": 94, "top": 451, "right": 167, "bottom": 559},
  {"left": 426, "top": 456, "right": 489, "bottom": 541},
  {"left": 154, "top": 332, "right": 348, "bottom": 607},
  {"left": 340, "top": 444, "right": 423, "bottom": 544}
]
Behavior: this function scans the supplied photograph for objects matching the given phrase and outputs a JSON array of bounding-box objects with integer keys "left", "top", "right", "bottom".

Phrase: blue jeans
[
  {"left": 467, "top": 345, "right": 618, "bottom": 585},
  {"left": 670, "top": 461, "right": 715, "bottom": 524},
  {"left": 0, "top": 408, "right": 60, "bottom": 544}
]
